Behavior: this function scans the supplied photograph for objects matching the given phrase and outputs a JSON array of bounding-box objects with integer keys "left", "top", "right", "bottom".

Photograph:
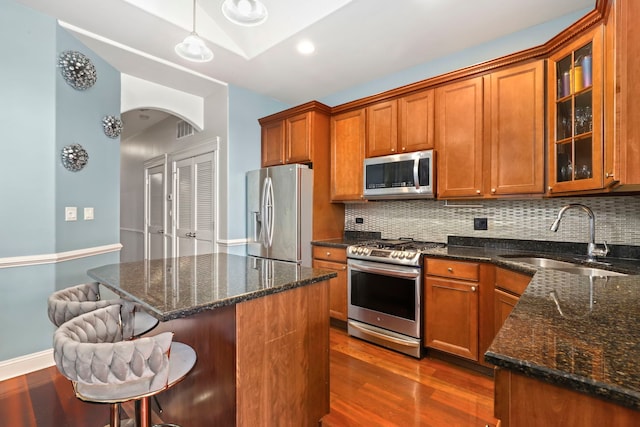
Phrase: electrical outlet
[
  {"left": 355, "top": 217, "right": 364, "bottom": 224},
  {"left": 84, "top": 207, "right": 94, "bottom": 220},
  {"left": 474, "top": 217, "right": 488, "bottom": 230},
  {"left": 65, "top": 207, "right": 77, "bottom": 221}
]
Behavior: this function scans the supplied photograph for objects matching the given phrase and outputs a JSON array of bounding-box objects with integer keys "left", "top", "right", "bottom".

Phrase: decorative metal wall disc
[
  {"left": 57, "top": 50, "right": 97, "bottom": 90},
  {"left": 102, "top": 115, "right": 123, "bottom": 138},
  {"left": 61, "top": 144, "right": 89, "bottom": 172}
]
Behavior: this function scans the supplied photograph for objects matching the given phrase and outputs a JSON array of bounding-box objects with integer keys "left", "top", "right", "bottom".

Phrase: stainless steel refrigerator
[{"left": 246, "top": 164, "right": 313, "bottom": 266}]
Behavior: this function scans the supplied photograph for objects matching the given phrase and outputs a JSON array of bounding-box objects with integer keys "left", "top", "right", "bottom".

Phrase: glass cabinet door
[{"left": 548, "top": 26, "right": 603, "bottom": 193}]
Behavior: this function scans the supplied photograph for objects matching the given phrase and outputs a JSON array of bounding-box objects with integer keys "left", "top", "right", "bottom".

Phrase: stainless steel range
[{"left": 346, "top": 239, "right": 445, "bottom": 358}]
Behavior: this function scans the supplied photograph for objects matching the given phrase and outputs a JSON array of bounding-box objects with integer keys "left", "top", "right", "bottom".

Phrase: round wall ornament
[
  {"left": 57, "top": 50, "right": 97, "bottom": 90},
  {"left": 102, "top": 115, "right": 123, "bottom": 138},
  {"left": 61, "top": 144, "right": 89, "bottom": 172}
]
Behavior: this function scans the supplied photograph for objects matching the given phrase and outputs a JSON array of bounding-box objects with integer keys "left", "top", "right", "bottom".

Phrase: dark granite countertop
[
  {"left": 87, "top": 253, "right": 336, "bottom": 322},
  {"left": 418, "top": 238, "right": 640, "bottom": 411}
]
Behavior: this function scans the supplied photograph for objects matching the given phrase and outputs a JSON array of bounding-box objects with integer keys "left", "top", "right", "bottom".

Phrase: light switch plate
[
  {"left": 65, "top": 207, "right": 77, "bottom": 221},
  {"left": 84, "top": 207, "right": 94, "bottom": 220}
]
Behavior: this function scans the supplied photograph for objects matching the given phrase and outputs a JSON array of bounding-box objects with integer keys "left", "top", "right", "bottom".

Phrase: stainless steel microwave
[{"left": 363, "top": 150, "right": 434, "bottom": 200}]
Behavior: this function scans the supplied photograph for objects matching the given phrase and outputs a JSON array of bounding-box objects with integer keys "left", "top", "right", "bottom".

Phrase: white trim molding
[
  {"left": 217, "top": 238, "right": 247, "bottom": 248},
  {"left": 0, "top": 243, "right": 123, "bottom": 269},
  {"left": 0, "top": 349, "right": 55, "bottom": 381}
]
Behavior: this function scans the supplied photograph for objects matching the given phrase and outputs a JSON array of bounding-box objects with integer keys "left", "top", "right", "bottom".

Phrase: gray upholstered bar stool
[
  {"left": 48, "top": 282, "right": 159, "bottom": 337},
  {"left": 53, "top": 304, "right": 196, "bottom": 427}
]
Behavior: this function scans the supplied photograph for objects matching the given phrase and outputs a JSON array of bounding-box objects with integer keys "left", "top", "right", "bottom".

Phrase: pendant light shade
[
  {"left": 222, "top": 0, "right": 268, "bottom": 27},
  {"left": 175, "top": 0, "right": 213, "bottom": 62}
]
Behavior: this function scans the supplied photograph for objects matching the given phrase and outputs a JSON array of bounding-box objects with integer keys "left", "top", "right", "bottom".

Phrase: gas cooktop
[{"left": 347, "top": 239, "right": 446, "bottom": 266}]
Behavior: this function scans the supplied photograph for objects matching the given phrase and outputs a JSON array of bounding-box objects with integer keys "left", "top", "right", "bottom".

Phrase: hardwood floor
[{"left": 0, "top": 327, "right": 497, "bottom": 426}]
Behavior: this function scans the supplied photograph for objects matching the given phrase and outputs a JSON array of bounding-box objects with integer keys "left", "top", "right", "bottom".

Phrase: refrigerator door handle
[
  {"left": 260, "top": 177, "right": 270, "bottom": 246},
  {"left": 265, "top": 177, "right": 275, "bottom": 248}
]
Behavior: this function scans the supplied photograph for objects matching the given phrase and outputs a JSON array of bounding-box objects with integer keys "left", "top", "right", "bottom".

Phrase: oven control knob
[
  {"left": 357, "top": 247, "right": 364, "bottom": 254},
  {"left": 363, "top": 248, "right": 371, "bottom": 255}
]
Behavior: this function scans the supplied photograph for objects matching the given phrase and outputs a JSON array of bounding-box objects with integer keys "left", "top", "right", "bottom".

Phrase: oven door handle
[
  {"left": 349, "top": 260, "right": 420, "bottom": 279},
  {"left": 349, "top": 321, "right": 420, "bottom": 349}
]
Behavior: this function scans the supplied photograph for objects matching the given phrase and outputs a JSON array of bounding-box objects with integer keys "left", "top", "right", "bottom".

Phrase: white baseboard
[
  {"left": 0, "top": 243, "right": 123, "bottom": 269},
  {"left": 0, "top": 349, "right": 55, "bottom": 381}
]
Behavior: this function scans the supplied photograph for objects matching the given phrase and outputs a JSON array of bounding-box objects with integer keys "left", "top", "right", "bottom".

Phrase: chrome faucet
[{"left": 549, "top": 203, "right": 609, "bottom": 261}]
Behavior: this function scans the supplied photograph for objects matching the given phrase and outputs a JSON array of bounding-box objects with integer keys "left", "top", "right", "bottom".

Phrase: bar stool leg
[
  {"left": 109, "top": 403, "right": 120, "bottom": 427},
  {"left": 135, "top": 397, "right": 151, "bottom": 427}
]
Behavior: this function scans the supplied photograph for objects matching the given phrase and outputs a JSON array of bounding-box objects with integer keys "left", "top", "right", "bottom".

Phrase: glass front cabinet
[{"left": 547, "top": 26, "right": 604, "bottom": 194}]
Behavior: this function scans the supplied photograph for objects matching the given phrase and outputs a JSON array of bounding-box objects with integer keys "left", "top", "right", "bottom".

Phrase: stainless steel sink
[{"left": 499, "top": 255, "right": 626, "bottom": 277}]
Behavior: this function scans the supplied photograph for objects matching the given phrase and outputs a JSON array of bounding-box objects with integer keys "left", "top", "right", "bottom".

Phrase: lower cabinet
[
  {"left": 424, "top": 258, "right": 481, "bottom": 361},
  {"left": 312, "top": 246, "right": 348, "bottom": 322},
  {"left": 493, "top": 268, "right": 532, "bottom": 335}
]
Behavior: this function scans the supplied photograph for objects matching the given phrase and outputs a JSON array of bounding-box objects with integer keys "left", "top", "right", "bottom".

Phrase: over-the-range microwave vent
[{"left": 176, "top": 120, "right": 195, "bottom": 140}]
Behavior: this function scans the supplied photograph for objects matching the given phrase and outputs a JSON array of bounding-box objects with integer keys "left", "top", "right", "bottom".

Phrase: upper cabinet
[
  {"left": 366, "top": 90, "right": 435, "bottom": 158},
  {"left": 488, "top": 60, "right": 545, "bottom": 196},
  {"left": 259, "top": 101, "right": 331, "bottom": 168},
  {"left": 435, "top": 76, "right": 485, "bottom": 198},
  {"left": 331, "top": 108, "right": 366, "bottom": 201},
  {"left": 547, "top": 26, "right": 604, "bottom": 194},
  {"left": 435, "top": 61, "right": 545, "bottom": 199}
]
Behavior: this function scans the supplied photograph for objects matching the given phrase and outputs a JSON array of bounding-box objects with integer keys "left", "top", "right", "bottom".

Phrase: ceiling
[{"left": 18, "top": 0, "right": 595, "bottom": 106}]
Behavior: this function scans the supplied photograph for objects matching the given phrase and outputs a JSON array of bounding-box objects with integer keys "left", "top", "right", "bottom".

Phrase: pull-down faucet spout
[{"left": 550, "top": 203, "right": 609, "bottom": 261}]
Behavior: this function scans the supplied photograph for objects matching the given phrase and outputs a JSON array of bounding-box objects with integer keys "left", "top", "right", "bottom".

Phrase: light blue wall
[
  {"left": 320, "top": 8, "right": 591, "bottom": 107},
  {"left": 0, "top": 0, "right": 56, "bottom": 257},
  {"left": 55, "top": 27, "right": 121, "bottom": 252},
  {"left": 0, "top": 0, "right": 122, "bottom": 361},
  {"left": 227, "top": 84, "right": 288, "bottom": 253}
]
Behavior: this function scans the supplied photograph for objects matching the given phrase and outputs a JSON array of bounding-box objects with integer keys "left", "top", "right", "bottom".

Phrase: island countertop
[{"left": 87, "top": 253, "right": 337, "bottom": 321}]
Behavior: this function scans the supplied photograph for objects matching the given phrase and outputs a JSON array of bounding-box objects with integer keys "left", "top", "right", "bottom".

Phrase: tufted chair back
[
  {"left": 53, "top": 305, "right": 173, "bottom": 402},
  {"left": 48, "top": 282, "right": 135, "bottom": 339}
]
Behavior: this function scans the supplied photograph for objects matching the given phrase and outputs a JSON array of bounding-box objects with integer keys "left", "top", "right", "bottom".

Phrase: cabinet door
[
  {"left": 489, "top": 61, "right": 545, "bottom": 196},
  {"left": 425, "top": 276, "right": 479, "bottom": 361},
  {"left": 286, "top": 112, "right": 312, "bottom": 164},
  {"left": 330, "top": 109, "right": 366, "bottom": 201},
  {"left": 435, "top": 76, "right": 484, "bottom": 198},
  {"left": 494, "top": 289, "right": 519, "bottom": 334},
  {"left": 366, "top": 100, "right": 398, "bottom": 157},
  {"left": 313, "top": 258, "right": 347, "bottom": 322},
  {"left": 261, "top": 120, "right": 285, "bottom": 167},
  {"left": 399, "top": 89, "right": 434, "bottom": 153},
  {"left": 547, "top": 26, "right": 604, "bottom": 194}
]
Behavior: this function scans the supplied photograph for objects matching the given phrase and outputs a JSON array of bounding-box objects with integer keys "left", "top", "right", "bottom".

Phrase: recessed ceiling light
[{"left": 297, "top": 40, "right": 315, "bottom": 55}]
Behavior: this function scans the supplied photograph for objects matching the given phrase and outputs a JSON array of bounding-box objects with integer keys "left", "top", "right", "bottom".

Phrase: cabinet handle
[
  {"left": 447, "top": 267, "right": 453, "bottom": 273},
  {"left": 491, "top": 188, "right": 496, "bottom": 193},
  {"left": 341, "top": 266, "right": 346, "bottom": 270},
  {"left": 391, "top": 148, "right": 396, "bottom": 152},
  {"left": 326, "top": 252, "right": 331, "bottom": 257},
  {"left": 476, "top": 190, "right": 481, "bottom": 194},
  {"left": 471, "top": 286, "right": 477, "bottom": 292},
  {"left": 548, "top": 186, "right": 553, "bottom": 192},
  {"left": 606, "top": 172, "right": 614, "bottom": 178}
]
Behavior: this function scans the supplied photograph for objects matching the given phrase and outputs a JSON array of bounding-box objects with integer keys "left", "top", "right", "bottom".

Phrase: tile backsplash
[{"left": 345, "top": 196, "right": 640, "bottom": 246}]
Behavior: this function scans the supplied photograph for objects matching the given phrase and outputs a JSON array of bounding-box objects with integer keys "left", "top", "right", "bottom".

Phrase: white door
[
  {"left": 173, "top": 152, "right": 215, "bottom": 258},
  {"left": 144, "top": 157, "right": 169, "bottom": 260}
]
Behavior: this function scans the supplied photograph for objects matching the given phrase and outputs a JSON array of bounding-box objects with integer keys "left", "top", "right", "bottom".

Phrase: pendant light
[
  {"left": 175, "top": 0, "right": 213, "bottom": 62},
  {"left": 222, "top": 0, "right": 268, "bottom": 27}
]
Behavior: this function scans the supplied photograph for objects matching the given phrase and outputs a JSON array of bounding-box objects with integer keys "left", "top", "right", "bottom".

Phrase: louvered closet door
[{"left": 174, "top": 152, "right": 215, "bottom": 258}]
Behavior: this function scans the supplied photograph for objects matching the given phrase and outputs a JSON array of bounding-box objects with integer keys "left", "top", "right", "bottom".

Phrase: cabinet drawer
[
  {"left": 495, "top": 267, "right": 531, "bottom": 296},
  {"left": 312, "top": 246, "right": 347, "bottom": 263},
  {"left": 426, "top": 258, "right": 479, "bottom": 281}
]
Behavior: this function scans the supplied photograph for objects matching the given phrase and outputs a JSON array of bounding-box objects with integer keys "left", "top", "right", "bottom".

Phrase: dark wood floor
[{"left": 0, "top": 327, "right": 497, "bottom": 426}]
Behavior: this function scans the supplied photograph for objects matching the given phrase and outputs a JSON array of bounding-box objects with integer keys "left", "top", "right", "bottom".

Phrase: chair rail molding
[{"left": 0, "top": 243, "right": 122, "bottom": 269}]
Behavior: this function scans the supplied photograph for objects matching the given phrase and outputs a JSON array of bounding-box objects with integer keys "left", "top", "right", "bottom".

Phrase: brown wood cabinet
[
  {"left": 488, "top": 61, "right": 545, "bottom": 196},
  {"left": 259, "top": 101, "right": 344, "bottom": 241},
  {"left": 312, "top": 246, "right": 348, "bottom": 323},
  {"left": 330, "top": 108, "right": 366, "bottom": 201},
  {"left": 609, "top": 0, "right": 640, "bottom": 191},
  {"left": 259, "top": 101, "right": 332, "bottom": 168},
  {"left": 425, "top": 258, "right": 481, "bottom": 361},
  {"left": 547, "top": 26, "right": 604, "bottom": 194},
  {"left": 494, "top": 368, "right": 639, "bottom": 427},
  {"left": 399, "top": 90, "right": 435, "bottom": 153},
  {"left": 493, "top": 268, "right": 532, "bottom": 335},
  {"left": 435, "top": 76, "right": 485, "bottom": 198},
  {"left": 366, "top": 100, "right": 398, "bottom": 157}
]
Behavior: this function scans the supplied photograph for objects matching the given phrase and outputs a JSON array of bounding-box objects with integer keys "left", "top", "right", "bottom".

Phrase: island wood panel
[
  {"left": 495, "top": 368, "right": 639, "bottom": 427},
  {"left": 150, "top": 304, "right": 237, "bottom": 426},
  {"left": 236, "top": 280, "right": 329, "bottom": 426}
]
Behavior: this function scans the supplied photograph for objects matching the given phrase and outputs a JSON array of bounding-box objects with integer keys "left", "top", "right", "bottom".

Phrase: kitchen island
[{"left": 88, "top": 253, "right": 336, "bottom": 426}]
